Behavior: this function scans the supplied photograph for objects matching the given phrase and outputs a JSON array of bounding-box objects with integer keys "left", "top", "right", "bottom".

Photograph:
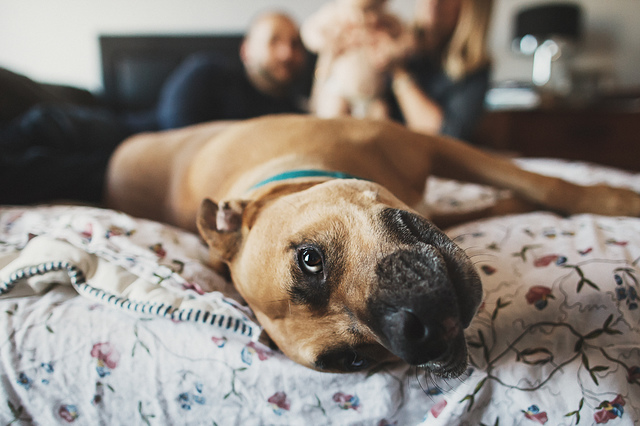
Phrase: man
[
  {"left": 0, "top": 11, "right": 308, "bottom": 204},
  {"left": 157, "top": 12, "right": 308, "bottom": 128}
]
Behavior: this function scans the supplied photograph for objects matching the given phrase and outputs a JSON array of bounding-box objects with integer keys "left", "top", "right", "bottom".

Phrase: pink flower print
[
  {"left": 481, "top": 265, "right": 496, "bottom": 275},
  {"left": 58, "top": 404, "right": 79, "bottom": 422},
  {"left": 4, "top": 212, "right": 24, "bottom": 232},
  {"left": 91, "top": 343, "right": 119, "bottom": 368},
  {"left": 211, "top": 336, "right": 227, "bottom": 348},
  {"left": 525, "top": 286, "right": 554, "bottom": 310},
  {"left": 522, "top": 405, "right": 548, "bottom": 424},
  {"left": 149, "top": 243, "right": 167, "bottom": 258},
  {"left": 91, "top": 342, "right": 120, "bottom": 377},
  {"left": 241, "top": 342, "right": 271, "bottom": 365},
  {"left": 627, "top": 366, "right": 640, "bottom": 384},
  {"left": 430, "top": 399, "right": 448, "bottom": 418},
  {"left": 105, "top": 226, "right": 132, "bottom": 238},
  {"left": 250, "top": 342, "right": 271, "bottom": 360},
  {"left": 80, "top": 224, "right": 93, "bottom": 241},
  {"left": 533, "top": 254, "right": 559, "bottom": 267},
  {"left": 578, "top": 247, "right": 593, "bottom": 256},
  {"left": 333, "top": 392, "right": 361, "bottom": 411},
  {"left": 268, "top": 392, "right": 291, "bottom": 415},
  {"left": 594, "top": 394, "right": 625, "bottom": 424},
  {"left": 182, "top": 281, "right": 205, "bottom": 295}
]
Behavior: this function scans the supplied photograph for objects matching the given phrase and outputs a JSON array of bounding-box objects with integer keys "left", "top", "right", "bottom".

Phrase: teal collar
[{"left": 251, "top": 169, "right": 364, "bottom": 190}]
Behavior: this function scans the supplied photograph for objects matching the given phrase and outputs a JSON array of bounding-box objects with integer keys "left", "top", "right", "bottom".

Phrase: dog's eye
[
  {"left": 299, "top": 247, "right": 323, "bottom": 275},
  {"left": 344, "top": 352, "right": 370, "bottom": 372},
  {"left": 315, "top": 349, "right": 372, "bottom": 372}
]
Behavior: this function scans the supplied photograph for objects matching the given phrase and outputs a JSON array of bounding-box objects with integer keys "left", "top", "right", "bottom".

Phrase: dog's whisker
[
  {"left": 469, "top": 252, "right": 499, "bottom": 267},
  {"left": 266, "top": 298, "right": 294, "bottom": 314},
  {"left": 472, "top": 260, "right": 492, "bottom": 267},
  {"left": 432, "top": 375, "right": 447, "bottom": 394},
  {"left": 415, "top": 367, "right": 453, "bottom": 400},
  {"left": 466, "top": 251, "right": 494, "bottom": 259},
  {"left": 414, "top": 368, "right": 432, "bottom": 399},
  {"left": 467, "top": 253, "right": 497, "bottom": 262},
  {"left": 466, "top": 253, "right": 497, "bottom": 263},
  {"left": 265, "top": 298, "right": 289, "bottom": 304},
  {"left": 462, "top": 245, "right": 484, "bottom": 254}
]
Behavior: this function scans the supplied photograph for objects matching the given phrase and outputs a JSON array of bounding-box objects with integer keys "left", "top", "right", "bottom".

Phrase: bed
[
  {"left": 98, "top": 34, "right": 315, "bottom": 112},
  {"left": 2, "top": 35, "right": 639, "bottom": 425},
  {"left": 2, "top": 158, "right": 639, "bottom": 425}
]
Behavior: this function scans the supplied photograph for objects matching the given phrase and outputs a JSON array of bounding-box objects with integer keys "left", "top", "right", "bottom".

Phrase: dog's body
[{"left": 106, "top": 114, "right": 640, "bottom": 375}]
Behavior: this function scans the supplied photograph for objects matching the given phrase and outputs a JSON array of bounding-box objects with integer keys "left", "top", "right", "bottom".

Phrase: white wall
[{"left": 1, "top": 0, "right": 639, "bottom": 92}]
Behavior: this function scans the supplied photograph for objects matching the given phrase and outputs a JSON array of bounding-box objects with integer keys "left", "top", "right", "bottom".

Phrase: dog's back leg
[
  {"left": 427, "top": 136, "right": 640, "bottom": 217},
  {"left": 425, "top": 197, "right": 539, "bottom": 229}
]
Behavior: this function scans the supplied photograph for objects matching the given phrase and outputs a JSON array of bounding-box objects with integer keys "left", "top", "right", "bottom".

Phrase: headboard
[
  {"left": 99, "top": 34, "right": 244, "bottom": 111},
  {"left": 99, "top": 34, "right": 316, "bottom": 112}
]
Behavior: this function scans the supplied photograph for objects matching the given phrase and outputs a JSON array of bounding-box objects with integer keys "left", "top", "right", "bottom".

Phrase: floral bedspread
[
  {"left": 429, "top": 212, "right": 640, "bottom": 425},
  {"left": 1, "top": 159, "right": 639, "bottom": 425}
]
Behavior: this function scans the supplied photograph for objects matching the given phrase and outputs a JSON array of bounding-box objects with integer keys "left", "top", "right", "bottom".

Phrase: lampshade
[
  {"left": 513, "top": 3, "right": 583, "bottom": 88},
  {"left": 514, "top": 3, "right": 582, "bottom": 42}
]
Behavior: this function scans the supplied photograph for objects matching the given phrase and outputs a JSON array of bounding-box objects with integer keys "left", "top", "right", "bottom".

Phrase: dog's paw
[{"left": 580, "top": 185, "right": 640, "bottom": 217}]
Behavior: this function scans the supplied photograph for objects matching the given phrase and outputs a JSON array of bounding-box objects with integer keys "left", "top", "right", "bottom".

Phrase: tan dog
[{"left": 105, "top": 114, "right": 640, "bottom": 376}]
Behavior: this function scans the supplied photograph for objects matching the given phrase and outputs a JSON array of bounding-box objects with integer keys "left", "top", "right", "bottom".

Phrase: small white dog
[{"left": 302, "top": 0, "right": 413, "bottom": 119}]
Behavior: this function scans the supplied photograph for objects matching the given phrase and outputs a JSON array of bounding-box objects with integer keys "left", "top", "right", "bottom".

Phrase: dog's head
[{"left": 197, "top": 179, "right": 482, "bottom": 377}]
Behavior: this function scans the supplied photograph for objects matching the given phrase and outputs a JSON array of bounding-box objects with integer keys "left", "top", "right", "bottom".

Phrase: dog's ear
[{"left": 197, "top": 198, "right": 249, "bottom": 274}]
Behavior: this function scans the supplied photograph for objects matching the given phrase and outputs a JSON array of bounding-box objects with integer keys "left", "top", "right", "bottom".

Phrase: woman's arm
[
  {"left": 391, "top": 67, "right": 444, "bottom": 135},
  {"left": 391, "top": 65, "right": 489, "bottom": 140}
]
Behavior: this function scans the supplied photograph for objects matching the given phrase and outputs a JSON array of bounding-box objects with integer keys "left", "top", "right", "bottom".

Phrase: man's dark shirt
[{"left": 157, "top": 53, "right": 305, "bottom": 129}]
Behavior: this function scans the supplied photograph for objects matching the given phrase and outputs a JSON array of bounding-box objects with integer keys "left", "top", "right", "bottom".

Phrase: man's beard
[{"left": 257, "top": 63, "right": 297, "bottom": 92}]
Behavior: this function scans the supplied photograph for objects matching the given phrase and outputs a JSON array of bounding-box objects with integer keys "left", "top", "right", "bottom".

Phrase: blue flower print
[
  {"left": 40, "top": 362, "right": 54, "bottom": 385},
  {"left": 615, "top": 272, "right": 639, "bottom": 310},
  {"left": 179, "top": 393, "right": 191, "bottom": 410},
  {"left": 178, "top": 383, "right": 206, "bottom": 410},
  {"left": 17, "top": 372, "right": 33, "bottom": 390}
]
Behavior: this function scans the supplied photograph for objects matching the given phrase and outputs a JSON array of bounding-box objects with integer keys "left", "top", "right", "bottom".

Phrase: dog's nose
[
  {"left": 402, "top": 309, "right": 426, "bottom": 341},
  {"left": 378, "top": 208, "right": 483, "bottom": 328},
  {"left": 384, "top": 308, "right": 454, "bottom": 364},
  {"left": 369, "top": 242, "right": 471, "bottom": 366}
]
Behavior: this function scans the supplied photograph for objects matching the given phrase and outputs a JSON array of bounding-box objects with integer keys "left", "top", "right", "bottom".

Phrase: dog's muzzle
[{"left": 368, "top": 209, "right": 483, "bottom": 376}]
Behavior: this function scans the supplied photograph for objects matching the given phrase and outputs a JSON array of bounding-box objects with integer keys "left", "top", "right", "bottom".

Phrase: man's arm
[{"left": 156, "top": 54, "right": 227, "bottom": 129}]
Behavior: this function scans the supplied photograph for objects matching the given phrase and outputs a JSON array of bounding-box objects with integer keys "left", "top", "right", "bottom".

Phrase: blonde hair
[{"left": 415, "top": 0, "right": 494, "bottom": 80}]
